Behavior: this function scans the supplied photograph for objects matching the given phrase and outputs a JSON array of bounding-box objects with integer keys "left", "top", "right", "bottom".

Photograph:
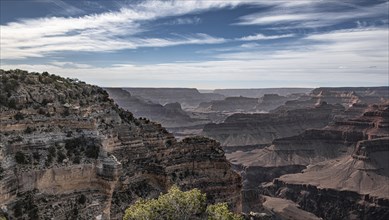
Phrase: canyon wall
[{"left": 0, "top": 70, "right": 241, "bottom": 219}]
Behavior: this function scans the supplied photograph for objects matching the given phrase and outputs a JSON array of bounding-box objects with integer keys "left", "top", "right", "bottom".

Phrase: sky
[{"left": 0, "top": 0, "right": 388, "bottom": 89}]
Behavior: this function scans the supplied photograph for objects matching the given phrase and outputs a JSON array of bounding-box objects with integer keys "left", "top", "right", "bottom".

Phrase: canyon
[
  {"left": 1, "top": 69, "right": 388, "bottom": 220},
  {"left": 106, "top": 85, "right": 389, "bottom": 219},
  {"left": 0, "top": 70, "right": 241, "bottom": 220}
]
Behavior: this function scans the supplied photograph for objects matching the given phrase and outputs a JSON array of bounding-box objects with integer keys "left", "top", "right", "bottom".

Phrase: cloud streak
[
  {"left": 1, "top": 0, "right": 254, "bottom": 59},
  {"left": 239, "top": 33, "right": 295, "bottom": 41},
  {"left": 2, "top": 28, "right": 387, "bottom": 88},
  {"left": 236, "top": 1, "right": 389, "bottom": 28}
]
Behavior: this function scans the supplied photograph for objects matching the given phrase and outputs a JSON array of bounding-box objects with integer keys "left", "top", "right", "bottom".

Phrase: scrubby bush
[
  {"left": 57, "top": 150, "right": 66, "bottom": 163},
  {"left": 14, "top": 112, "right": 24, "bottom": 120},
  {"left": 24, "top": 126, "right": 34, "bottom": 134},
  {"left": 15, "top": 151, "right": 28, "bottom": 164},
  {"left": 85, "top": 145, "right": 99, "bottom": 159},
  {"left": 123, "top": 185, "right": 242, "bottom": 220}
]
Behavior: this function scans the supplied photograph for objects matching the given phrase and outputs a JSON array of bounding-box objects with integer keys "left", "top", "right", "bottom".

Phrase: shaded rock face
[
  {"left": 0, "top": 70, "right": 241, "bottom": 220},
  {"left": 104, "top": 88, "right": 201, "bottom": 128},
  {"left": 122, "top": 87, "right": 225, "bottom": 108},
  {"left": 254, "top": 105, "right": 389, "bottom": 219},
  {"left": 266, "top": 138, "right": 389, "bottom": 220},
  {"left": 197, "top": 96, "right": 260, "bottom": 112},
  {"left": 257, "top": 94, "right": 291, "bottom": 112},
  {"left": 228, "top": 104, "right": 389, "bottom": 214},
  {"left": 203, "top": 102, "right": 344, "bottom": 147},
  {"left": 260, "top": 196, "right": 321, "bottom": 220},
  {"left": 212, "top": 88, "right": 313, "bottom": 98},
  {"left": 273, "top": 87, "right": 389, "bottom": 112},
  {"left": 197, "top": 94, "right": 297, "bottom": 113}
]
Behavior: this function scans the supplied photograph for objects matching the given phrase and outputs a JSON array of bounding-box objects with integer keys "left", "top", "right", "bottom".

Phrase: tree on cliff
[{"left": 123, "top": 185, "right": 242, "bottom": 220}]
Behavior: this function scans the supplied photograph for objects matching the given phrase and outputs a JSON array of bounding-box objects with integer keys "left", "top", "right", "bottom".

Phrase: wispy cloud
[
  {"left": 2, "top": 28, "right": 387, "bottom": 88},
  {"left": 165, "top": 17, "right": 202, "bottom": 25},
  {"left": 37, "top": 0, "right": 85, "bottom": 16},
  {"left": 236, "top": 1, "right": 389, "bottom": 28},
  {"left": 239, "top": 33, "right": 295, "bottom": 41},
  {"left": 1, "top": 0, "right": 252, "bottom": 59}
]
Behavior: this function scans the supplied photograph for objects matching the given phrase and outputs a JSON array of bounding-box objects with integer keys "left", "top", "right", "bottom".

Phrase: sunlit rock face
[
  {"left": 272, "top": 87, "right": 389, "bottom": 112},
  {"left": 257, "top": 105, "right": 389, "bottom": 219},
  {"left": 0, "top": 70, "right": 241, "bottom": 220}
]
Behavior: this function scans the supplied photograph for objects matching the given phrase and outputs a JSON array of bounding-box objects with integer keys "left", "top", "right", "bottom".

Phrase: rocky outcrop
[
  {"left": 266, "top": 137, "right": 389, "bottom": 219},
  {"left": 229, "top": 103, "right": 388, "bottom": 213},
  {"left": 123, "top": 87, "right": 225, "bottom": 108},
  {"left": 257, "top": 94, "right": 291, "bottom": 112},
  {"left": 197, "top": 96, "right": 260, "bottom": 113},
  {"left": 213, "top": 88, "right": 313, "bottom": 98},
  {"left": 260, "top": 196, "right": 321, "bottom": 220},
  {"left": 197, "top": 94, "right": 297, "bottom": 113},
  {"left": 203, "top": 102, "right": 344, "bottom": 147},
  {"left": 104, "top": 88, "right": 206, "bottom": 128},
  {"left": 273, "top": 87, "right": 389, "bottom": 112},
  {"left": 0, "top": 70, "right": 241, "bottom": 220}
]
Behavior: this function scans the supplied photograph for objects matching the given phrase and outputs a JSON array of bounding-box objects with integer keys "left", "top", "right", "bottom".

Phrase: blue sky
[{"left": 0, "top": 0, "right": 388, "bottom": 89}]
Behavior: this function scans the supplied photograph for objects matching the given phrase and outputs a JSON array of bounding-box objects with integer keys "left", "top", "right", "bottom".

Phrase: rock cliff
[
  {"left": 203, "top": 102, "right": 344, "bottom": 148},
  {"left": 273, "top": 87, "right": 389, "bottom": 112},
  {"left": 197, "top": 94, "right": 297, "bottom": 113},
  {"left": 267, "top": 137, "right": 389, "bottom": 219},
  {"left": 229, "top": 103, "right": 388, "bottom": 213},
  {"left": 0, "top": 70, "right": 241, "bottom": 219},
  {"left": 197, "top": 96, "right": 260, "bottom": 113},
  {"left": 213, "top": 88, "right": 312, "bottom": 98},
  {"left": 122, "top": 87, "right": 224, "bottom": 108},
  {"left": 104, "top": 88, "right": 204, "bottom": 128}
]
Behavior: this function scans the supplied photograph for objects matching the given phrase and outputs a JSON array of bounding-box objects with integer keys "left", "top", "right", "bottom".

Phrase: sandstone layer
[
  {"left": 266, "top": 137, "right": 389, "bottom": 219},
  {"left": 123, "top": 87, "right": 224, "bottom": 108},
  {"left": 0, "top": 70, "right": 241, "bottom": 220},
  {"left": 203, "top": 102, "right": 343, "bottom": 148}
]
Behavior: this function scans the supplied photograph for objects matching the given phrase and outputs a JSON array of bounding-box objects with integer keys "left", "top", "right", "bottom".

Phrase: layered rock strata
[
  {"left": 123, "top": 87, "right": 224, "bottom": 108},
  {"left": 273, "top": 87, "right": 389, "bottom": 112},
  {"left": 203, "top": 102, "right": 343, "bottom": 147},
  {"left": 104, "top": 88, "right": 205, "bottom": 128},
  {"left": 0, "top": 70, "right": 241, "bottom": 220},
  {"left": 266, "top": 137, "right": 389, "bottom": 219},
  {"left": 229, "top": 103, "right": 388, "bottom": 213}
]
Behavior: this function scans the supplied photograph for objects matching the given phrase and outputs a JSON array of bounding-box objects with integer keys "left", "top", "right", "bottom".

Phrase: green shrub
[
  {"left": 85, "top": 145, "right": 99, "bottom": 159},
  {"left": 15, "top": 151, "right": 28, "bottom": 164},
  {"left": 24, "top": 126, "right": 34, "bottom": 134},
  {"left": 0, "top": 166, "right": 4, "bottom": 180},
  {"left": 207, "top": 203, "right": 242, "bottom": 220},
  {"left": 57, "top": 150, "right": 66, "bottom": 163},
  {"left": 123, "top": 185, "right": 242, "bottom": 220},
  {"left": 14, "top": 112, "right": 24, "bottom": 120}
]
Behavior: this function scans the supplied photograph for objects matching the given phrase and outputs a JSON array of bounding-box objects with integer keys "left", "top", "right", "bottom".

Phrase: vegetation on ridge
[{"left": 123, "top": 185, "right": 242, "bottom": 220}]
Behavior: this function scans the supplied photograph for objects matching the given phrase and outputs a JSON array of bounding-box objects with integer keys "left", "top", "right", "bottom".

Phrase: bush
[
  {"left": 15, "top": 151, "right": 28, "bottom": 164},
  {"left": 7, "top": 99, "right": 16, "bottom": 109},
  {"left": 85, "top": 145, "right": 99, "bottom": 159},
  {"left": 57, "top": 151, "right": 66, "bottom": 163},
  {"left": 165, "top": 139, "right": 173, "bottom": 147},
  {"left": 24, "top": 126, "right": 34, "bottom": 134},
  {"left": 123, "top": 186, "right": 242, "bottom": 220},
  {"left": 207, "top": 203, "right": 242, "bottom": 220},
  {"left": 14, "top": 112, "right": 24, "bottom": 120},
  {"left": 0, "top": 166, "right": 4, "bottom": 180}
]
